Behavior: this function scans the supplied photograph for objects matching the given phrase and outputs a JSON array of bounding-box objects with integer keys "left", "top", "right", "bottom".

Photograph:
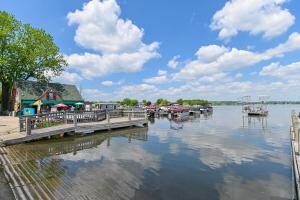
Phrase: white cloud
[
  {"left": 68, "top": 0, "right": 143, "bottom": 54},
  {"left": 167, "top": 55, "right": 180, "bottom": 69},
  {"left": 82, "top": 88, "right": 111, "bottom": 101},
  {"left": 235, "top": 73, "right": 243, "bottom": 78},
  {"left": 101, "top": 80, "right": 114, "bottom": 86},
  {"left": 101, "top": 80, "right": 124, "bottom": 86},
  {"left": 174, "top": 32, "right": 300, "bottom": 80},
  {"left": 67, "top": 43, "right": 159, "bottom": 78},
  {"left": 198, "top": 73, "right": 228, "bottom": 83},
  {"left": 195, "top": 45, "right": 228, "bottom": 63},
  {"left": 174, "top": 47, "right": 262, "bottom": 79},
  {"left": 118, "top": 83, "right": 159, "bottom": 97},
  {"left": 143, "top": 70, "right": 169, "bottom": 84},
  {"left": 67, "top": 0, "right": 159, "bottom": 78},
  {"left": 210, "top": 0, "right": 295, "bottom": 40},
  {"left": 157, "top": 70, "right": 167, "bottom": 76},
  {"left": 260, "top": 62, "right": 300, "bottom": 79},
  {"left": 264, "top": 32, "right": 300, "bottom": 57},
  {"left": 50, "top": 71, "right": 83, "bottom": 84}
]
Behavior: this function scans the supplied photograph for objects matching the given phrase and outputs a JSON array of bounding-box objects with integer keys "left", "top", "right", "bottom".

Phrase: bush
[{"left": 37, "top": 121, "right": 64, "bottom": 129}]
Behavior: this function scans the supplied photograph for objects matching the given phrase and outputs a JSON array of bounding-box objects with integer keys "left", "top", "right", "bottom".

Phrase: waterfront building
[
  {"left": 93, "top": 102, "right": 119, "bottom": 110},
  {"left": 14, "top": 81, "right": 84, "bottom": 114}
]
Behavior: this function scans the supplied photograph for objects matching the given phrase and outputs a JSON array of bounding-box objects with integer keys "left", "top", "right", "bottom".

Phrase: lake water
[{"left": 2, "top": 105, "right": 299, "bottom": 200}]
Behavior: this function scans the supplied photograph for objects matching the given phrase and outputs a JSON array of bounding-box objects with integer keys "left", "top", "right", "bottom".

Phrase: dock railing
[
  {"left": 291, "top": 110, "right": 300, "bottom": 154},
  {"left": 20, "top": 109, "right": 147, "bottom": 135}
]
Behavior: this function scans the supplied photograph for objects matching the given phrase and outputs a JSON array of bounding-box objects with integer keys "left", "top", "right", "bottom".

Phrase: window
[{"left": 48, "top": 92, "right": 55, "bottom": 100}]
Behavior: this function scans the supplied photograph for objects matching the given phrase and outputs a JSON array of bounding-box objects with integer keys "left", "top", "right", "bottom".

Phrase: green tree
[
  {"left": 0, "top": 11, "right": 67, "bottom": 114},
  {"left": 142, "top": 99, "right": 147, "bottom": 105},
  {"left": 156, "top": 98, "right": 170, "bottom": 106},
  {"left": 176, "top": 98, "right": 183, "bottom": 105},
  {"left": 156, "top": 98, "right": 163, "bottom": 105},
  {"left": 120, "top": 98, "right": 138, "bottom": 106}
]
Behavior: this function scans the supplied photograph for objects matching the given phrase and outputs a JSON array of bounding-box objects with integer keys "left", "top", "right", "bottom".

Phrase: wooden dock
[
  {"left": 0, "top": 110, "right": 148, "bottom": 146},
  {"left": 291, "top": 110, "right": 300, "bottom": 199},
  {"left": 0, "top": 127, "right": 148, "bottom": 200}
]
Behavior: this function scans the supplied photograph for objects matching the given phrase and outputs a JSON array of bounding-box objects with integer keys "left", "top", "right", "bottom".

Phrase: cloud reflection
[
  {"left": 217, "top": 173, "right": 292, "bottom": 200},
  {"left": 59, "top": 138, "right": 161, "bottom": 200}
]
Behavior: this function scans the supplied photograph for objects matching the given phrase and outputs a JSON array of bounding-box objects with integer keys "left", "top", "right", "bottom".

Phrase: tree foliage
[
  {"left": 176, "top": 99, "right": 209, "bottom": 106},
  {"left": 120, "top": 98, "right": 138, "bottom": 106},
  {"left": 142, "top": 99, "right": 151, "bottom": 106},
  {"left": 0, "top": 11, "right": 67, "bottom": 113},
  {"left": 156, "top": 98, "right": 170, "bottom": 106}
]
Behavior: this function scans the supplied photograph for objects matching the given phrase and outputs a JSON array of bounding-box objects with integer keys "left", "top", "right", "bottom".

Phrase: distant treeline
[
  {"left": 108, "top": 98, "right": 211, "bottom": 106},
  {"left": 91, "top": 99, "right": 300, "bottom": 106},
  {"left": 120, "top": 98, "right": 139, "bottom": 106},
  {"left": 176, "top": 99, "right": 209, "bottom": 106},
  {"left": 210, "top": 101, "right": 300, "bottom": 105}
]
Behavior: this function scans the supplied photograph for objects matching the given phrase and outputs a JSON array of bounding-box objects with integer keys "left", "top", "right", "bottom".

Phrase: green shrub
[{"left": 37, "top": 121, "right": 63, "bottom": 129}]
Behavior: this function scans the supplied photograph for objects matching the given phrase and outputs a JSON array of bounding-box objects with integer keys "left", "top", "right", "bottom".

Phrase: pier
[
  {"left": 0, "top": 110, "right": 148, "bottom": 146},
  {"left": 0, "top": 128, "right": 148, "bottom": 200},
  {"left": 291, "top": 111, "right": 300, "bottom": 199}
]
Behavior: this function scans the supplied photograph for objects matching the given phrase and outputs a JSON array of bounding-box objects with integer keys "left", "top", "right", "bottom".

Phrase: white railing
[
  {"left": 292, "top": 110, "right": 300, "bottom": 153},
  {"left": 20, "top": 109, "right": 147, "bottom": 135}
]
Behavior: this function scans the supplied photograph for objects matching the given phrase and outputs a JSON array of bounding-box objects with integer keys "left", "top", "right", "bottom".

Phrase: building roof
[{"left": 17, "top": 81, "right": 83, "bottom": 101}]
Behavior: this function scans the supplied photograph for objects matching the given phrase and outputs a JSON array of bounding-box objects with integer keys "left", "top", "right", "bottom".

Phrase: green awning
[{"left": 22, "top": 100, "right": 84, "bottom": 105}]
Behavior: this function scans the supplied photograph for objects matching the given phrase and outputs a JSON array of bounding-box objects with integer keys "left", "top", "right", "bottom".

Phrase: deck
[
  {"left": 0, "top": 110, "right": 148, "bottom": 146},
  {"left": 290, "top": 111, "right": 300, "bottom": 199}
]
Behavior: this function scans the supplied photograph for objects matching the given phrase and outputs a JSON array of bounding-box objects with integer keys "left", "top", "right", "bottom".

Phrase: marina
[
  {"left": 1, "top": 0, "right": 300, "bottom": 199},
  {"left": 0, "top": 105, "right": 296, "bottom": 200},
  {"left": 146, "top": 105, "right": 213, "bottom": 119}
]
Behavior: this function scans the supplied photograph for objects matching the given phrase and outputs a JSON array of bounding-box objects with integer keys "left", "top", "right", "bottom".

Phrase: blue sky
[{"left": 1, "top": 0, "right": 300, "bottom": 101}]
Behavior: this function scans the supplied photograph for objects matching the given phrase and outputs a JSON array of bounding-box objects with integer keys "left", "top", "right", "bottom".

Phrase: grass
[{"left": 37, "top": 121, "right": 64, "bottom": 129}]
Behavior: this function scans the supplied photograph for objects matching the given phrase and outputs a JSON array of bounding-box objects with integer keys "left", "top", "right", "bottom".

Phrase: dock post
[
  {"left": 128, "top": 112, "right": 132, "bottom": 121},
  {"left": 25, "top": 117, "right": 31, "bottom": 135},
  {"left": 298, "top": 125, "right": 300, "bottom": 154},
  {"left": 64, "top": 111, "right": 67, "bottom": 124},
  {"left": 74, "top": 113, "right": 77, "bottom": 128},
  {"left": 107, "top": 112, "right": 110, "bottom": 123}
]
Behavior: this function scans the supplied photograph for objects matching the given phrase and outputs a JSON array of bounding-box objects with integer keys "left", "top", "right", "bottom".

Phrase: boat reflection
[
  {"left": 13, "top": 127, "right": 149, "bottom": 158},
  {"left": 242, "top": 115, "right": 268, "bottom": 129}
]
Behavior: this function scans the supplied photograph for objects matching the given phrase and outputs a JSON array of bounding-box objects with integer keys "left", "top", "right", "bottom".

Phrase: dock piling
[
  {"left": 64, "top": 111, "right": 67, "bottom": 124},
  {"left": 25, "top": 117, "right": 31, "bottom": 135},
  {"left": 128, "top": 112, "right": 132, "bottom": 121},
  {"left": 74, "top": 113, "right": 77, "bottom": 128},
  {"left": 107, "top": 112, "right": 110, "bottom": 123}
]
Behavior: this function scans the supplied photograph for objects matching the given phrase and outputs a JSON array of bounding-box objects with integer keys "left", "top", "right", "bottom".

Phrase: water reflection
[
  {"left": 218, "top": 173, "right": 291, "bottom": 200},
  {"left": 242, "top": 115, "right": 268, "bottom": 129},
  {"left": 3, "top": 105, "right": 298, "bottom": 200}
]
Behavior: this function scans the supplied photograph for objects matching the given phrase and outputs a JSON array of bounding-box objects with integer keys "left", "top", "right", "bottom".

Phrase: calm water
[{"left": 3, "top": 105, "right": 300, "bottom": 200}]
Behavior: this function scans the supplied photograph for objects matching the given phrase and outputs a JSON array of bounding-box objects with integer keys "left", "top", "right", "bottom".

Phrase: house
[
  {"left": 14, "top": 81, "right": 84, "bottom": 114},
  {"left": 93, "top": 102, "right": 119, "bottom": 110}
]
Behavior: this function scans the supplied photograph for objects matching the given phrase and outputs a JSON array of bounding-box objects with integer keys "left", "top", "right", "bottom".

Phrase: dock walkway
[
  {"left": 0, "top": 110, "right": 148, "bottom": 146},
  {"left": 291, "top": 111, "right": 300, "bottom": 199}
]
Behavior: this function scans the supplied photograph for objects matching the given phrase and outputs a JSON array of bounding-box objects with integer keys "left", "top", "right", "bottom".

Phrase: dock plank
[{"left": 0, "top": 117, "right": 148, "bottom": 146}]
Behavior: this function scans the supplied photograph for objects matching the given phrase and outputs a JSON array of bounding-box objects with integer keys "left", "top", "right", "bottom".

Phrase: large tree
[{"left": 0, "top": 11, "right": 67, "bottom": 114}]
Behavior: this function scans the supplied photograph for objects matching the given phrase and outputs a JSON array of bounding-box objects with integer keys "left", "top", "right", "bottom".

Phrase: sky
[{"left": 1, "top": 0, "right": 300, "bottom": 101}]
